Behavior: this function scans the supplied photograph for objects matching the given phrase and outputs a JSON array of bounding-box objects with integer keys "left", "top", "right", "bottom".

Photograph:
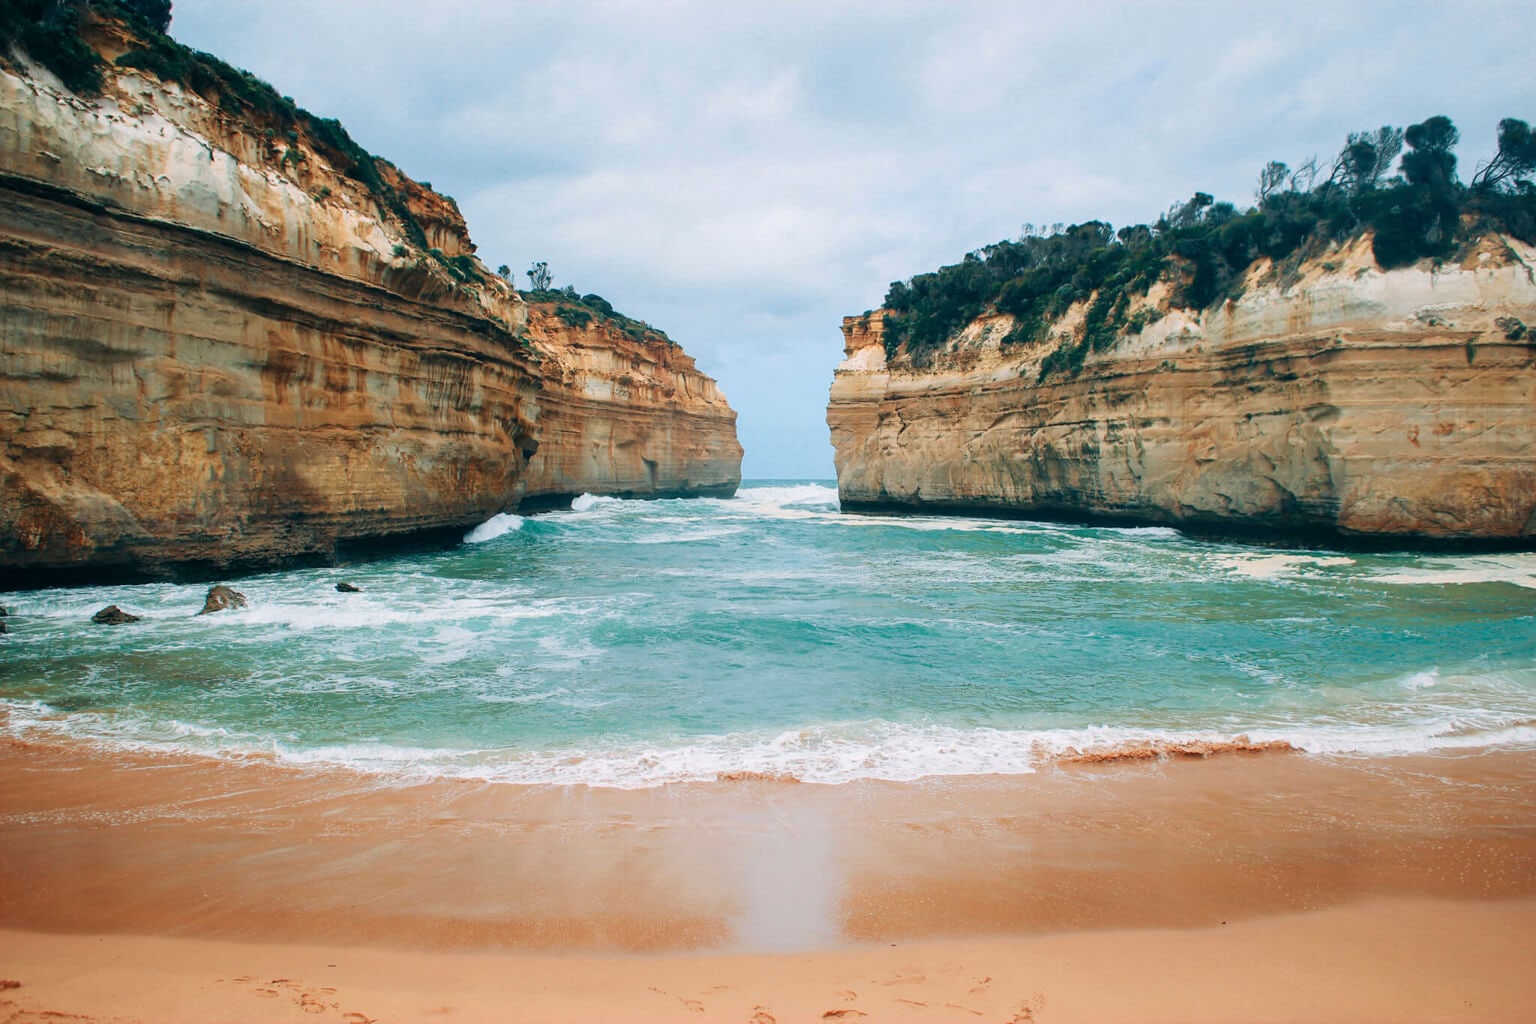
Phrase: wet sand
[{"left": 3, "top": 738, "right": 1536, "bottom": 1020}]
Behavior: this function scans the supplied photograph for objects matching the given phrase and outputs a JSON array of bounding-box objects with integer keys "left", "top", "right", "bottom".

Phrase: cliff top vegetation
[
  {"left": 879, "top": 115, "right": 1536, "bottom": 378},
  {"left": 521, "top": 287, "right": 675, "bottom": 347},
  {"left": 494, "top": 262, "right": 673, "bottom": 345},
  {"left": 0, "top": 0, "right": 438, "bottom": 250}
]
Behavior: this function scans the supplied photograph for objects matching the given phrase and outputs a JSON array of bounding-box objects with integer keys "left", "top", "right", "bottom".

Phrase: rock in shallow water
[
  {"left": 198, "top": 585, "right": 248, "bottom": 616},
  {"left": 335, "top": 582, "right": 361, "bottom": 593},
  {"left": 91, "top": 605, "right": 140, "bottom": 625}
]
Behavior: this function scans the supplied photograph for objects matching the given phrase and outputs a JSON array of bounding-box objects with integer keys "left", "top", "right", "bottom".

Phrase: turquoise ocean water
[{"left": 2, "top": 482, "right": 1534, "bottom": 787}]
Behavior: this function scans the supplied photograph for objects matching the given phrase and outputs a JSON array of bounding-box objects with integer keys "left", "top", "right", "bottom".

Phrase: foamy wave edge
[
  {"left": 731, "top": 483, "right": 840, "bottom": 507},
  {"left": 5, "top": 702, "right": 1535, "bottom": 789},
  {"left": 464, "top": 512, "right": 525, "bottom": 543}
]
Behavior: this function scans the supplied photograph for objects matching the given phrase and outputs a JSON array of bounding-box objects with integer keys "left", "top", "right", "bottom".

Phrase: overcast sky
[{"left": 172, "top": 0, "right": 1533, "bottom": 479}]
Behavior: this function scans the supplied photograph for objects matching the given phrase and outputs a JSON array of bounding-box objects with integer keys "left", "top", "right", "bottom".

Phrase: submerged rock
[
  {"left": 335, "top": 582, "right": 362, "bottom": 593},
  {"left": 0, "top": 605, "right": 9, "bottom": 616},
  {"left": 91, "top": 605, "right": 141, "bottom": 625},
  {"left": 0, "top": 621, "right": 7, "bottom": 634},
  {"left": 198, "top": 585, "right": 248, "bottom": 615}
]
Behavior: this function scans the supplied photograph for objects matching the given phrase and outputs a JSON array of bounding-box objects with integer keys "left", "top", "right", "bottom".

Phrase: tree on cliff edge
[
  {"left": 1401, "top": 115, "right": 1460, "bottom": 193},
  {"left": 1472, "top": 118, "right": 1536, "bottom": 193}
]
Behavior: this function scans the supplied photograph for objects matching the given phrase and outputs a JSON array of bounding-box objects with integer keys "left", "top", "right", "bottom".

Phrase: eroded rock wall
[
  {"left": 0, "top": 173, "right": 540, "bottom": 580},
  {"left": 828, "top": 236, "right": 1536, "bottom": 545},
  {"left": 520, "top": 305, "right": 741, "bottom": 503},
  {"left": 0, "top": 36, "right": 739, "bottom": 584}
]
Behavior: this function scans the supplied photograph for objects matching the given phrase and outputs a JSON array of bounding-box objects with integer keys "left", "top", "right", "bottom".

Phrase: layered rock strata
[
  {"left": 519, "top": 304, "right": 740, "bottom": 505},
  {"left": 0, "top": 25, "right": 739, "bottom": 584},
  {"left": 829, "top": 236, "right": 1536, "bottom": 546}
]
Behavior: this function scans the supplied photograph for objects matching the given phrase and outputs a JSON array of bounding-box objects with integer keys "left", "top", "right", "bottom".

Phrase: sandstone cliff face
[
  {"left": 520, "top": 305, "right": 741, "bottom": 503},
  {"left": 828, "top": 235, "right": 1536, "bottom": 545},
  {"left": 0, "top": 29, "right": 739, "bottom": 584}
]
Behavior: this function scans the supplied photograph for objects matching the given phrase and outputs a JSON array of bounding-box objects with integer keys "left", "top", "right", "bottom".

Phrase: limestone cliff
[
  {"left": 0, "top": 13, "right": 740, "bottom": 585},
  {"left": 829, "top": 235, "right": 1536, "bottom": 545},
  {"left": 519, "top": 304, "right": 741, "bottom": 504}
]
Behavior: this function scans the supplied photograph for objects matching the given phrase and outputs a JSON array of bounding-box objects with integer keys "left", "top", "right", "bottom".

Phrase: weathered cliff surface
[
  {"left": 0, "top": 17, "right": 739, "bottom": 584},
  {"left": 520, "top": 304, "right": 740, "bottom": 504},
  {"left": 829, "top": 235, "right": 1536, "bottom": 545}
]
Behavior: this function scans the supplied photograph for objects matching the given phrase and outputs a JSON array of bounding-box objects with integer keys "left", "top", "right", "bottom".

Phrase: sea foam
[
  {"left": 464, "top": 512, "right": 525, "bottom": 543},
  {"left": 570, "top": 493, "right": 622, "bottom": 512},
  {"left": 6, "top": 478, "right": 1533, "bottom": 792},
  {"left": 1369, "top": 555, "right": 1536, "bottom": 590},
  {"left": 8, "top": 697, "right": 1536, "bottom": 789}
]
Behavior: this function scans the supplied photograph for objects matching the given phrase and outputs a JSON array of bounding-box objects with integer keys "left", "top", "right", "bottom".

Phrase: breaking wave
[
  {"left": 464, "top": 512, "right": 525, "bottom": 543},
  {"left": 3, "top": 479, "right": 1533, "bottom": 790},
  {"left": 5, "top": 697, "right": 1536, "bottom": 789}
]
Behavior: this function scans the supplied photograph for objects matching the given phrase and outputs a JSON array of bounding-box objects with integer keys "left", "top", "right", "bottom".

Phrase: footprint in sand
[
  {"left": 0, "top": 1005, "right": 101, "bottom": 1024},
  {"left": 834, "top": 989, "right": 857, "bottom": 1002},
  {"left": 968, "top": 975, "right": 992, "bottom": 997},
  {"left": 1009, "top": 993, "right": 1047, "bottom": 1023},
  {"left": 647, "top": 986, "right": 706, "bottom": 1013},
  {"left": 821, "top": 1011, "right": 868, "bottom": 1020},
  {"left": 224, "top": 973, "right": 369, "bottom": 1020},
  {"left": 749, "top": 1008, "right": 776, "bottom": 1024}
]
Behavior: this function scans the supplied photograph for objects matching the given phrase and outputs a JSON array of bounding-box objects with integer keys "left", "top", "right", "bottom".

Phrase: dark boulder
[
  {"left": 0, "top": 605, "right": 9, "bottom": 616},
  {"left": 335, "top": 582, "right": 362, "bottom": 593},
  {"left": 91, "top": 605, "right": 141, "bottom": 625},
  {"left": 197, "top": 585, "right": 248, "bottom": 615}
]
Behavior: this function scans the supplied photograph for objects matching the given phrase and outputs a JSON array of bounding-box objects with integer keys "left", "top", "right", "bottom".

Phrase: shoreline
[
  {"left": 4, "top": 737, "right": 1536, "bottom": 948},
  {"left": 4, "top": 738, "right": 1536, "bottom": 1018}
]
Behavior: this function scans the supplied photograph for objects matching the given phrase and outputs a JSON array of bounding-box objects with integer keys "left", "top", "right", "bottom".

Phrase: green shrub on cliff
[
  {"left": 118, "top": 0, "right": 170, "bottom": 32},
  {"left": 0, "top": 0, "right": 103, "bottom": 92},
  {"left": 428, "top": 251, "right": 484, "bottom": 285},
  {"left": 521, "top": 287, "right": 672, "bottom": 344},
  {"left": 881, "top": 114, "right": 1536, "bottom": 378},
  {"left": 554, "top": 305, "right": 594, "bottom": 329},
  {"left": 3, "top": 0, "right": 434, "bottom": 252},
  {"left": 3, "top": 0, "right": 179, "bottom": 93}
]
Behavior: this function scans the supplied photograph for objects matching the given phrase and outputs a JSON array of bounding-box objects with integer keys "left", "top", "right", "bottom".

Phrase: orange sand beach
[{"left": 3, "top": 736, "right": 1536, "bottom": 1022}]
